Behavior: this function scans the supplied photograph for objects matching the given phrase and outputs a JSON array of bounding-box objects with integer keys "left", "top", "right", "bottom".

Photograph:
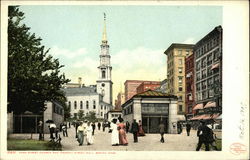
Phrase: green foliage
[
  {"left": 77, "top": 110, "right": 84, "bottom": 120},
  {"left": 7, "top": 139, "right": 62, "bottom": 150},
  {"left": 8, "top": 6, "right": 70, "bottom": 114},
  {"left": 85, "top": 111, "right": 97, "bottom": 122}
]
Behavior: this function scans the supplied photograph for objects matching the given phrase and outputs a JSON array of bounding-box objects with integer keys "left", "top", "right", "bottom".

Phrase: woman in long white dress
[
  {"left": 110, "top": 119, "right": 119, "bottom": 146},
  {"left": 86, "top": 122, "right": 93, "bottom": 145}
]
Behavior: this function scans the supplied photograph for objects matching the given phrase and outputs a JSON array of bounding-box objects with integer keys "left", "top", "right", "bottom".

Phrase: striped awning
[
  {"left": 212, "top": 113, "right": 221, "bottom": 119},
  {"left": 191, "top": 114, "right": 204, "bottom": 120},
  {"left": 193, "top": 103, "right": 204, "bottom": 110},
  {"left": 211, "top": 63, "right": 220, "bottom": 70},
  {"left": 204, "top": 101, "right": 216, "bottom": 108}
]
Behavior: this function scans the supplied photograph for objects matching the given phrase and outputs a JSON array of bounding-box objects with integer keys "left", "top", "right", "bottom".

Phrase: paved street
[
  {"left": 9, "top": 125, "right": 222, "bottom": 151},
  {"left": 60, "top": 126, "right": 198, "bottom": 151}
]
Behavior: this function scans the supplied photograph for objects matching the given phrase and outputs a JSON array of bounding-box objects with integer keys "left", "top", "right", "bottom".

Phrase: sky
[{"left": 19, "top": 5, "right": 222, "bottom": 104}]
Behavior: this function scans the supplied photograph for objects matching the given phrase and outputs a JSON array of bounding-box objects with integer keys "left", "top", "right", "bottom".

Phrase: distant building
[
  {"left": 136, "top": 81, "right": 161, "bottom": 94},
  {"left": 164, "top": 43, "right": 194, "bottom": 115},
  {"left": 185, "top": 53, "right": 195, "bottom": 120},
  {"left": 124, "top": 80, "right": 145, "bottom": 101},
  {"left": 62, "top": 87, "right": 111, "bottom": 119},
  {"left": 122, "top": 90, "right": 179, "bottom": 134},
  {"left": 155, "top": 79, "right": 168, "bottom": 93},
  {"left": 192, "top": 26, "right": 222, "bottom": 120},
  {"left": 124, "top": 80, "right": 161, "bottom": 101},
  {"left": 107, "top": 109, "right": 122, "bottom": 122},
  {"left": 115, "top": 92, "right": 125, "bottom": 110}
]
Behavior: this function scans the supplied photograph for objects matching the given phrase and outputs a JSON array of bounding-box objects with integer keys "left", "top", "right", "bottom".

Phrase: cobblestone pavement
[{"left": 8, "top": 126, "right": 221, "bottom": 151}]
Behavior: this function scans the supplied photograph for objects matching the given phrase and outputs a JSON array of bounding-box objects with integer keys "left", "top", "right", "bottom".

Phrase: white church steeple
[{"left": 96, "top": 13, "right": 113, "bottom": 105}]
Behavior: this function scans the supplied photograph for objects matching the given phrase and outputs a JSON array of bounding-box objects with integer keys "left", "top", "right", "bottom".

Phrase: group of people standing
[
  {"left": 110, "top": 118, "right": 146, "bottom": 146},
  {"left": 110, "top": 117, "right": 128, "bottom": 146},
  {"left": 76, "top": 120, "right": 94, "bottom": 146}
]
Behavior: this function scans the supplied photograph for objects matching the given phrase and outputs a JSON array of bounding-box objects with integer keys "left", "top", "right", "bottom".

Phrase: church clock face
[{"left": 102, "top": 83, "right": 105, "bottom": 87}]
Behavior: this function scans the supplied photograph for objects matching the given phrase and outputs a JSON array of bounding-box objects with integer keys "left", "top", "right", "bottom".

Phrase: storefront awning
[
  {"left": 211, "top": 63, "right": 220, "bottom": 70},
  {"left": 204, "top": 101, "right": 216, "bottom": 108},
  {"left": 212, "top": 113, "right": 221, "bottom": 119},
  {"left": 202, "top": 114, "right": 213, "bottom": 119},
  {"left": 190, "top": 115, "right": 203, "bottom": 120},
  {"left": 193, "top": 103, "right": 204, "bottom": 110}
]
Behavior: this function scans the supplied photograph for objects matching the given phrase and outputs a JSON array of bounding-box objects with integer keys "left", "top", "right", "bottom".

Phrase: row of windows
[
  {"left": 123, "top": 105, "right": 133, "bottom": 115},
  {"left": 196, "top": 48, "right": 221, "bottom": 71},
  {"left": 196, "top": 75, "right": 220, "bottom": 91},
  {"left": 168, "top": 50, "right": 190, "bottom": 59},
  {"left": 68, "top": 101, "right": 107, "bottom": 111},
  {"left": 52, "top": 104, "right": 63, "bottom": 115},
  {"left": 195, "top": 36, "right": 220, "bottom": 59},
  {"left": 73, "top": 111, "right": 104, "bottom": 118},
  {"left": 196, "top": 89, "right": 215, "bottom": 101},
  {"left": 196, "top": 67, "right": 218, "bottom": 82}
]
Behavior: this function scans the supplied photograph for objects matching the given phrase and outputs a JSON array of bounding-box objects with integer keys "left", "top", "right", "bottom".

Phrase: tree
[
  {"left": 8, "top": 6, "right": 70, "bottom": 114},
  {"left": 85, "top": 111, "right": 97, "bottom": 122},
  {"left": 77, "top": 110, "right": 84, "bottom": 120}
]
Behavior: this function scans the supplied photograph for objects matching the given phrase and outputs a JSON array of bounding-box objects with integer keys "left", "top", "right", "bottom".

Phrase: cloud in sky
[
  {"left": 50, "top": 46, "right": 88, "bottom": 59},
  {"left": 58, "top": 46, "right": 167, "bottom": 102},
  {"left": 112, "top": 47, "right": 166, "bottom": 97},
  {"left": 182, "top": 37, "right": 196, "bottom": 44}
]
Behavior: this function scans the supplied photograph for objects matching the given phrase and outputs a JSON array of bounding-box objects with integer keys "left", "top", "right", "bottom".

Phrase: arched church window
[
  {"left": 86, "top": 101, "right": 89, "bottom": 109},
  {"left": 74, "top": 101, "right": 77, "bottom": 109},
  {"left": 102, "top": 70, "right": 106, "bottom": 78}
]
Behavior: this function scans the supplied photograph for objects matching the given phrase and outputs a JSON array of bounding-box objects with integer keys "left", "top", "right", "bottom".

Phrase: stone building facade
[
  {"left": 193, "top": 26, "right": 222, "bottom": 117},
  {"left": 122, "top": 90, "right": 179, "bottom": 134},
  {"left": 164, "top": 43, "right": 194, "bottom": 115}
]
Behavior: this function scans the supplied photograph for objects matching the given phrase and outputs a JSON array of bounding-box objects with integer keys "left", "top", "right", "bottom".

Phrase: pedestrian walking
[
  {"left": 159, "top": 120, "right": 165, "bottom": 143},
  {"left": 186, "top": 122, "right": 191, "bottom": 136},
  {"left": 196, "top": 120, "right": 211, "bottom": 151},
  {"left": 77, "top": 121, "right": 84, "bottom": 146},
  {"left": 102, "top": 122, "right": 105, "bottom": 132},
  {"left": 177, "top": 122, "right": 182, "bottom": 134},
  {"left": 97, "top": 122, "right": 101, "bottom": 130},
  {"left": 68, "top": 121, "right": 71, "bottom": 128},
  {"left": 110, "top": 119, "right": 119, "bottom": 146},
  {"left": 207, "top": 124, "right": 219, "bottom": 151},
  {"left": 117, "top": 117, "right": 128, "bottom": 145},
  {"left": 49, "top": 123, "right": 56, "bottom": 140},
  {"left": 38, "top": 120, "right": 43, "bottom": 140},
  {"left": 75, "top": 121, "right": 80, "bottom": 138},
  {"left": 125, "top": 121, "right": 130, "bottom": 133},
  {"left": 86, "top": 122, "right": 94, "bottom": 145},
  {"left": 62, "top": 122, "right": 68, "bottom": 137},
  {"left": 138, "top": 120, "right": 145, "bottom": 136},
  {"left": 131, "top": 119, "right": 139, "bottom": 143},
  {"left": 91, "top": 122, "right": 96, "bottom": 135}
]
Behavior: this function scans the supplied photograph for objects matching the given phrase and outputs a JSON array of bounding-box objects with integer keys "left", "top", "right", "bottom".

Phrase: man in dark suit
[
  {"left": 131, "top": 119, "right": 139, "bottom": 143},
  {"left": 196, "top": 120, "right": 211, "bottom": 151},
  {"left": 186, "top": 122, "right": 191, "bottom": 136}
]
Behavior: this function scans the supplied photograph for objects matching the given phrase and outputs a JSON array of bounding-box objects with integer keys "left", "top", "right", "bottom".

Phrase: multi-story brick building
[
  {"left": 136, "top": 81, "right": 161, "bottom": 94},
  {"left": 164, "top": 43, "right": 194, "bottom": 115},
  {"left": 185, "top": 53, "right": 195, "bottom": 120},
  {"left": 193, "top": 26, "right": 222, "bottom": 118},
  {"left": 124, "top": 80, "right": 145, "bottom": 101}
]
